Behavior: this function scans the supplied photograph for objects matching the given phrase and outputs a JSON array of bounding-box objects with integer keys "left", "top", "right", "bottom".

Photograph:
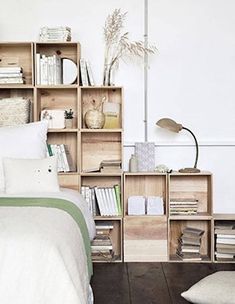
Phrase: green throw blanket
[{"left": 0, "top": 197, "right": 93, "bottom": 279}]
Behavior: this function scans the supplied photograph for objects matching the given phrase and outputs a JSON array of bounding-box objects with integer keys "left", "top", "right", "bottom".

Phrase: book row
[
  {"left": 46, "top": 144, "right": 76, "bottom": 172},
  {"left": 81, "top": 185, "right": 122, "bottom": 217}
]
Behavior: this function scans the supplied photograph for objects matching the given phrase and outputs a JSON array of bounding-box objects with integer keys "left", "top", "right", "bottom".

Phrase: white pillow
[
  {"left": 3, "top": 156, "right": 60, "bottom": 193},
  {"left": 181, "top": 271, "right": 235, "bottom": 304},
  {"left": 0, "top": 121, "right": 48, "bottom": 192}
]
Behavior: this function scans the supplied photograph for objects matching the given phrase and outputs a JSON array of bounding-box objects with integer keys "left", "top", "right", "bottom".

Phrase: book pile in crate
[
  {"left": 47, "top": 144, "right": 75, "bottom": 172},
  {"left": 170, "top": 198, "right": 198, "bottom": 215},
  {"left": 215, "top": 222, "right": 235, "bottom": 261},
  {"left": 81, "top": 185, "right": 122, "bottom": 216},
  {"left": 39, "top": 27, "right": 71, "bottom": 42},
  {"left": 91, "top": 221, "right": 114, "bottom": 261},
  {"left": 0, "top": 67, "right": 24, "bottom": 84},
  {"left": 177, "top": 227, "right": 205, "bottom": 261},
  {"left": 100, "top": 159, "right": 122, "bottom": 173}
]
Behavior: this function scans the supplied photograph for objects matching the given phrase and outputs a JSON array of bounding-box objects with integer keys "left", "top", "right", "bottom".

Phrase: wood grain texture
[
  {"left": 124, "top": 216, "right": 168, "bottom": 262},
  {"left": 0, "top": 43, "right": 33, "bottom": 84}
]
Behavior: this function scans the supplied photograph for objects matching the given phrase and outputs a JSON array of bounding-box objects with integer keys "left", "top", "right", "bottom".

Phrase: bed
[{"left": 0, "top": 188, "right": 96, "bottom": 304}]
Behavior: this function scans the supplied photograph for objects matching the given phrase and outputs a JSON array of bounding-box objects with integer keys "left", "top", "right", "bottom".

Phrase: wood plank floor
[{"left": 91, "top": 263, "right": 235, "bottom": 304}]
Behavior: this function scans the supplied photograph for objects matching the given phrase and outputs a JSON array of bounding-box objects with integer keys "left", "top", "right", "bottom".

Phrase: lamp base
[{"left": 179, "top": 167, "right": 200, "bottom": 173}]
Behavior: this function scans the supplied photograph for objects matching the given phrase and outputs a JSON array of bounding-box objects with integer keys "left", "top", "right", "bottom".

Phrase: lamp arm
[{"left": 182, "top": 127, "right": 199, "bottom": 169}]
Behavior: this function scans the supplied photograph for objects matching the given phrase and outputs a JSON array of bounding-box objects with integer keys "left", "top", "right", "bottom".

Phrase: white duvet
[{"left": 0, "top": 188, "right": 96, "bottom": 304}]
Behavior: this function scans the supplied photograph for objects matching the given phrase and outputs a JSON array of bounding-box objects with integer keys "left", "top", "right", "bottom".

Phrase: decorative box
[{"left": 135, "top": 142, "right": 155, "bottom": 172}]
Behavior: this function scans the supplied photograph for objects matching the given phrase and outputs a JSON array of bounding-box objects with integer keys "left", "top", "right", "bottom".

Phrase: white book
[
  {"left": 0, "top": 73, "right": 23, "bottom": 78},
  {"left": 36, "top": 54, "right": 41, "bottom": 85},
  {"left": 56, "top": 145, "right": 64, "bottom": 172},
  {"left": 105, "top": 188, "right": 116, "bottom": 216},
  {"left": 50, "top": 145, "right": 60, "bottom": 172},
  {"left": 216, "top": 234, "right": 235, "bottom": 239},
  {"left": 80, "top": 58, "right": 88, "bottom": 86},
  {"left": 56, "top": 56, "right": 62, "bottom": 84},
  {"left": 128, "top": 196, "right": 146, "bottom": 215},
  {"left": 147, "top": 196, "right": 164, "bottom": 215},
  {"left": 0, "top": 67, "right": 22, "bottom": 73},
  {"left": 81, "top": 186, "right": 86, "bottom": 199},
  {"left": 100, "top": 188, "right": 109, "bottom": 216},
  {"left": 86, "top": 60, "right": 95, "bottom": 86},
  {"left": 40, "top": 55, "right": 47, "bottom": 85},
  {"left": 64, "top": 145, "right": 76, "bottom": 172},
  {"left": 94, "top": 187, "right": 105, "bottom": 216},
  {"left": 59, "top": 144, "right": 69, "bottom": 172},
  {"left": 215, "top": 252, "right": 234, "bottom": 258},
  {"left": 217, "top": 238, "right": 235, "bottom": 245},
  {"left": 0, "top": 78, "right": 23, "bottom": 84},
  {"left": 107, "top": 187, "right": 117, "bottom": 216},
  {"left": 111, "top": 187, "right": 118, "bottom": 216}
]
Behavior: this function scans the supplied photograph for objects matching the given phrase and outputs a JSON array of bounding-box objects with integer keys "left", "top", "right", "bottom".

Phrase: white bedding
[{"left": 0, "top": 189, "right": 96, "bottom": 304}]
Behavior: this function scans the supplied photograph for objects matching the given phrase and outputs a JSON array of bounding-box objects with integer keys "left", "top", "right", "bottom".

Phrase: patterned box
[{"left": 135, "top": 142, "right": 155, "bottom": 172}]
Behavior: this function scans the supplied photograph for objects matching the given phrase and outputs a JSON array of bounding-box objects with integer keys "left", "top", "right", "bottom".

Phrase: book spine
[
  {"left": 60, "top": 144, "right": 70, "bottom": 172},
  {"left": 86, "top": 60, "right": 95, "bottom": 86},
  {"left": 80, "top": 58, "right": 88, "bottom": 86},
  {"left": 114, "top": 185, "right": 122, "bottom": 215}
]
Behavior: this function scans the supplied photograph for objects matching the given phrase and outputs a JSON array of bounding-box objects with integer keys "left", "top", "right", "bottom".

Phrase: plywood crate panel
[
  {"left": 169, "top": 173, "right": 213, "bottom": 215},
  {"left": 124, "top": 216, "right": 168, "bottom": 262},
  {"left": 0, "top": 43, "right": 34, "bottom": 84}
]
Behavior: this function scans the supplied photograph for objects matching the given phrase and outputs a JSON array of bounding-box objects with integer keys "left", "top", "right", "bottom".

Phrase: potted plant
[{"left": 64, "top": 109, "right": 74, "bottom": 128}]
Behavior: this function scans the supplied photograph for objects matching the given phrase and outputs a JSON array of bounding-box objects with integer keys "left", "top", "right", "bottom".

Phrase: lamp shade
[
  {"left": 156, "top": 118, "right": 182, "bottom": 133},
  {"left": 156, "top": 117, "right": 200, "bottom": 173}
]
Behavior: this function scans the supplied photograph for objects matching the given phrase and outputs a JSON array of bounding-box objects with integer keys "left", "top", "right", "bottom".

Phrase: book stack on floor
[
  {"left": 215, "top": 222, "right": 235, "bottom": 261},
  {"left": 177, "top": 227, "right": 205, "bottom": 261},
  {"left": 91, "top": 221, "right": 114, "bottom": 261},
  {"left": 170, "top": 199, "right": 198, "bottom": 215},
  {"left": 0, "top": 67, "right": 24, "bottom": 84},
  {"left": 81, "top": 185, "right": 122, "bottom": 216},
  {"left": 39, "top": 27, "right": 71, "bottom": 42},
  {"left": 47, "top": 144, "right": 76, "bottom": 172},
  {"left": 100, "top": 159, "right": 122, "bottom": 173}
]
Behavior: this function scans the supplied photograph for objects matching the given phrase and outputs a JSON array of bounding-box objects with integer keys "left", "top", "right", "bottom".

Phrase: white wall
[{"left": 0, "top": 0, "right": 235, "bottom": 212}]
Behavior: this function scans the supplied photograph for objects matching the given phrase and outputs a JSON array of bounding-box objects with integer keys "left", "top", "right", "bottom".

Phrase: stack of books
[
  {"left": 170, "top": 199, "right": 198, "bottom": 215},
  {"left": 36, "top": 54, "right": 62, "bottom": 85},
  {"left": 0, "top": 67, "right": 24, "bottom": 84},
  {"left": 100, "top": 159, "right": 122, "bottom": 173},
  {"left": 47, "top": 144, "right": 76, "bottom": 172},
  {"left": 39, "top": 27, "right": 71, "bottom": 42},
  {"left": 91, "top": 221, "right": 114, "bottom": 261},
  {"left": 177, "top": 227, "right": 205, "bottom": 261},
  {"left": 215, "top": 222, "right": 235, "bottom": 261},
  {"left": 81, "top": 185, "right": 122, "bottom": 216}
]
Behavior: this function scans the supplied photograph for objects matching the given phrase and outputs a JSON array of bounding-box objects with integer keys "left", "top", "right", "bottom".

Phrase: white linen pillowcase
[
  {"left": 3, "top": 156, "right": 60, "bottom": 194},
  {"left": 181, "top": 271, "right": 235, "bottom": 304},
  {"left": 0, "top": 121, "right": 48, "bottom": 192}
]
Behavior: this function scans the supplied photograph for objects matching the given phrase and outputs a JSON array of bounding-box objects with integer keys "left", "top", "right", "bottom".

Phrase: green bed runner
[{"left": 0, "top": 197, "right": 93, "bottom": 279}]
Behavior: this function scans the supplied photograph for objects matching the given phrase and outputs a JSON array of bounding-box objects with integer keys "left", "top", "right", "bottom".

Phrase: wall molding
[{"left": 124, "top": 141, "right": 235, "bottom": 147}]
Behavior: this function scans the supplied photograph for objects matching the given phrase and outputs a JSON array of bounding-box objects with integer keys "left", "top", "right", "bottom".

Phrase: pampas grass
[{"left": 103, "top": 9, "right": 156, "bottom": 85}]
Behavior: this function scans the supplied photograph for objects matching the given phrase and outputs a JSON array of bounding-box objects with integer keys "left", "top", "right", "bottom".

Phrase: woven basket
[{"left": 0, "top": 97, "right": 31, "bottom": 127}]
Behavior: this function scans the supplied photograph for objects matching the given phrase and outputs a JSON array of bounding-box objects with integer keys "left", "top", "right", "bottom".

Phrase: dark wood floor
[{"left": 91, "top": 262, "right": 235, "bottom": 304}]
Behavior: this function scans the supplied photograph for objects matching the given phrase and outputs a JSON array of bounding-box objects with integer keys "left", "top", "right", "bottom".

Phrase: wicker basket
[{"left": 0, "top": 97, "right": 31, "bottom": 127}]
